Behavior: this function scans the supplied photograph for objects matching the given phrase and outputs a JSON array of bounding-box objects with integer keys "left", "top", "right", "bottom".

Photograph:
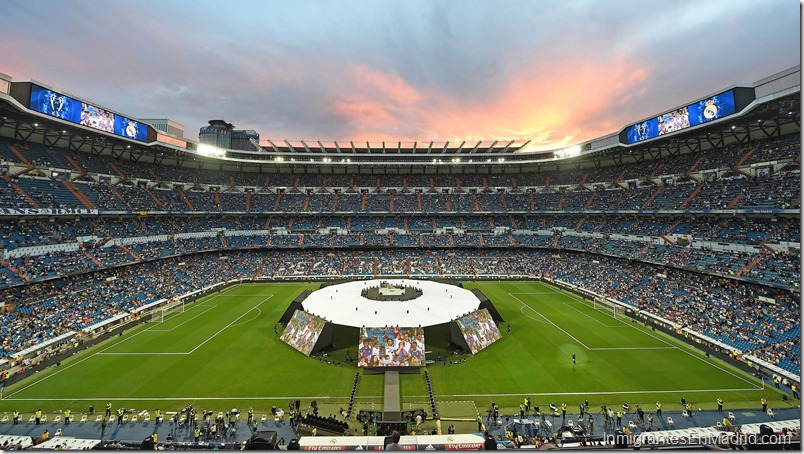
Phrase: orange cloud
[{"left": 323, "top": 57, "right": 651, "bottom": 150}]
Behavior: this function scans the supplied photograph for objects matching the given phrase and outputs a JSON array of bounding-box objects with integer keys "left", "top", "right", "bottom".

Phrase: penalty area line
[{"left": 3, "top": 284, "right": 245, "bottom": 399}]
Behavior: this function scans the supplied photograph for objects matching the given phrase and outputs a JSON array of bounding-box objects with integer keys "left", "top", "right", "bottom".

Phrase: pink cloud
[{"left": 318, "top": 57, "right": 652, "bottom": 150}]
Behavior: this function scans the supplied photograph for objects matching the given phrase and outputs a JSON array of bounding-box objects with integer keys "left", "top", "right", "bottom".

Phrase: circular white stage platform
[{"left": 301, "top": 279, "right": 480, "bottom": 328}]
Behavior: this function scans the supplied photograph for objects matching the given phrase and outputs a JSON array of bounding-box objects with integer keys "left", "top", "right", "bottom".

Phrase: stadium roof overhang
[{"left": 0, "top": 66, "right": 798, "bottom": 174}]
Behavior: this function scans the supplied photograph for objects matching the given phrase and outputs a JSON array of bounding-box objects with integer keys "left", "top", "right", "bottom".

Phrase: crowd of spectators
[{"left": 0, "top": 248, "right": 797, "bottom": 374}]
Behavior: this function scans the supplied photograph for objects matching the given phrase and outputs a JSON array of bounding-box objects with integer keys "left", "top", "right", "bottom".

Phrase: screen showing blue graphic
[
  {"left": 625, "top": 89, "right": 737, "bottom": 144},
  {"left": 688, "top": 90, "right": 736, "bottom": 127},
  {"left": 626, "top": 118, "right": 659, "bottom": 144},
  {"left": 29, "top": 84, "right": 148, "bottom": 142}
]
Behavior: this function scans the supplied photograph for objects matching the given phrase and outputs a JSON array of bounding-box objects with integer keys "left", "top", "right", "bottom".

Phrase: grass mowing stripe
[
  {"left": 0, "top": 280, "right": 783, "bottom": 417},
  {"left": 186, "top": 295, "right": 272, "bottom": 354},
  {"left": 551, "top": 286, "right": 762, "bottom": 389},
  {"left": 3, "top": 284, "right": 247, "bottom": 399},
  {"left": 512, "top": 293, "right": 591, "bottom": 349}
]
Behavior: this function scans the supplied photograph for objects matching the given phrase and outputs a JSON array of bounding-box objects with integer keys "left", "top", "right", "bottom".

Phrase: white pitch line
[
  {"left": 103, "top": 296, "right": 272, "bottom": 355},
  {"left": 434, "top": 387, "right": 767, "bottom": 398},
  {"left": 588, "top": 347, "right": 676, "bottom": 351},
  {"left": 519, "top": 306, "right": 551, "bottom": 325},
  {"left": 187, "top": 295, "right": 273, "bottom": 354},
  {"left": 537, "top": 285, "right": 762, "bottom": 390},
  {"left": 150, "top": 305, "right": 218, "bottom": 332},
  {"left": 512, "top": 294, "right": 591, "bottom": 350},
  {"left": 559, "top": 301, "right": 627, "bottom": 328},
  {"left": 229, "top": 308, "right": 263, "bottom": 328},
  {"left": 3, "top": 284, "right": 250, "bottom": 399}
]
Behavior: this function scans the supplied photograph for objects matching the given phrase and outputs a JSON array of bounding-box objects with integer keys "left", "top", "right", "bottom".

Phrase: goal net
[
  {"left": 592, "top": 296, "right": 620, "bottom": 319},
  {"left": 152, "top": 299, "right": 185, "bottom": 323}
]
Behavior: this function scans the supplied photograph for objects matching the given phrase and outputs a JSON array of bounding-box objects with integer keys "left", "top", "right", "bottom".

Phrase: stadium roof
[{"left": 0, "top": 66, "right": 798, "bottom": 173}]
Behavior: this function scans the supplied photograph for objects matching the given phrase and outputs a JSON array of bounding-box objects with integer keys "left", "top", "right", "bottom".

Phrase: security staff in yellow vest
[
  {"left": 12, "top": 410, "right": 19, "bottom": 424},
  {"left": 64, "top": 409, "right": 71, "bottom": 424},
  {"left": 35, "top": 409, "right": 42, "bottom": 425},
  {"left": 106, "top": 402, "right": 112, "bottom": 417},
  {"left": 717, "top": 398, "right": 723, "bottom": 412}
]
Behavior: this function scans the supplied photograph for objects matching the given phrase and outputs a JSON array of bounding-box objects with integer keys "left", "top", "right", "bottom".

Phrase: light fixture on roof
[
  {"left": 731, "top": 125, "right": 736, "bottom": 129},
  {"left": 198, "top": 144, "right": 225, "bottom": 157},
  {"left": 555, "top": 145, "right": 581, "bottom": 159}
]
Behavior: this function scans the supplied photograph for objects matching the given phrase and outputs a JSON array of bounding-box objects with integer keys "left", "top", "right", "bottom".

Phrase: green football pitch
[{"left": 0, "top": 281, "right": 787, "bottom": 425}]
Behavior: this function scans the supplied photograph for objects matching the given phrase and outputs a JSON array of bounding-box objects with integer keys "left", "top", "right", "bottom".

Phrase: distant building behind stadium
[
  {"left": 199, "top": 119, "right": 260, "bottom": 151},
  {"left": 141, "top": 118, "right": 185, "bottom": 139}
]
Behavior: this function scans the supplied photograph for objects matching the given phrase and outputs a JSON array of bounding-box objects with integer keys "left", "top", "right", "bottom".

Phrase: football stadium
[{"left": 0, "top": 2, "right": 801, "bottom": 451}]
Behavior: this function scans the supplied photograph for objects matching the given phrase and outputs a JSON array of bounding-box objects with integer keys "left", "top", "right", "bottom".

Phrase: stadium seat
[
  {"left": 144, "top": 414, "right": 151, "bottom": 422},
  {"left": 567, "top": 419, "right": 573, "bottom": 428},
  {"left": 95, "top": 415, "right": 103, "bottom": 422},
  {"left": 628, "top": 421, "right": 637, "bottom": 430},
  {"left": 80, "top": 415, "right": 87, "bottom": 423},
  {"left": 54, "top": 428, "right": 62, "bottom": 437},
  {"left": 131, "top": 415, "right": 138, "bottom": 422},
  {"left": 766, "top": 409, "right": 774, "bottom": 418},
  {"left": 53, "top": 416, "right": 61, "bottom": 423},
  {"left": 727, "top": 412, "right": 735, "bottom": 420},
  {"left": 682, "top": 410, "right": 689, "bottom": 418},
  {"left": 41, "top": 415, "right": 47, "bottom": 422},
  {"left": 0, "top": 415, "right": 7, "bottom": 423},
  {"left": 122, "top": 415, "right": 128, "bottom": 423},
  {"left": 28, "top": 415, "right": 36, "bottom": 423},
  {"left": 716, "top": 422, "right": 722, "bottom": 429},
  {"left": 667, "top": 417, "right": 674, "bottom": 426},
  {"left": 261, "top": 414, "right": 267, "bottom": 422}
]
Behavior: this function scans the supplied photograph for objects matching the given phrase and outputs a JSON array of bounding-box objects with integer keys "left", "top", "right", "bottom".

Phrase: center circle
[{"left": 361, "top": 281, "right": 423, "bottom": 302}]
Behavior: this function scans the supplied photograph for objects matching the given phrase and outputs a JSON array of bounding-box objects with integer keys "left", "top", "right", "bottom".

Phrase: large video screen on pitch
[
  {"left": 280, "top": 309, "right": 326, "bottom": 356},
  {"left": 625, "top": 89, "right": 737, "bottom": 144},
  {"left": 358, "top": 327, "right": 426, "bottom": 367},
  {"left": 456, "top": 308, "right": 501, "bottom": 355},
  {"left": 29, "top": 84, "right": 149, "bottom": 142}
]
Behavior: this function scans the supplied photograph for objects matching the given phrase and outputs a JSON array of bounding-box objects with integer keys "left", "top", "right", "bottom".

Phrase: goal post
[
  {"left": 592, "top": 296, "right": 619, "bottom": 319},
  {"left": 152, "top": 299, "right": 185, "bottom": 323}
]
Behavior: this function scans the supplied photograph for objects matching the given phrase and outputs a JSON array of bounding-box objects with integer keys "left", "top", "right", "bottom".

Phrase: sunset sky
[{"left": 1, "top": 0, "right": 799, "bottom": 151}]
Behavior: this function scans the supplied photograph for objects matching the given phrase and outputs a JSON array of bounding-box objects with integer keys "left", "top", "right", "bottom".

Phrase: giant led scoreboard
[
  {"left": 8, "top": 82, "right": 156, "bottom": 143},
  {"left": 620, "top": 87, "right": 756, "bottom": 145}
]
